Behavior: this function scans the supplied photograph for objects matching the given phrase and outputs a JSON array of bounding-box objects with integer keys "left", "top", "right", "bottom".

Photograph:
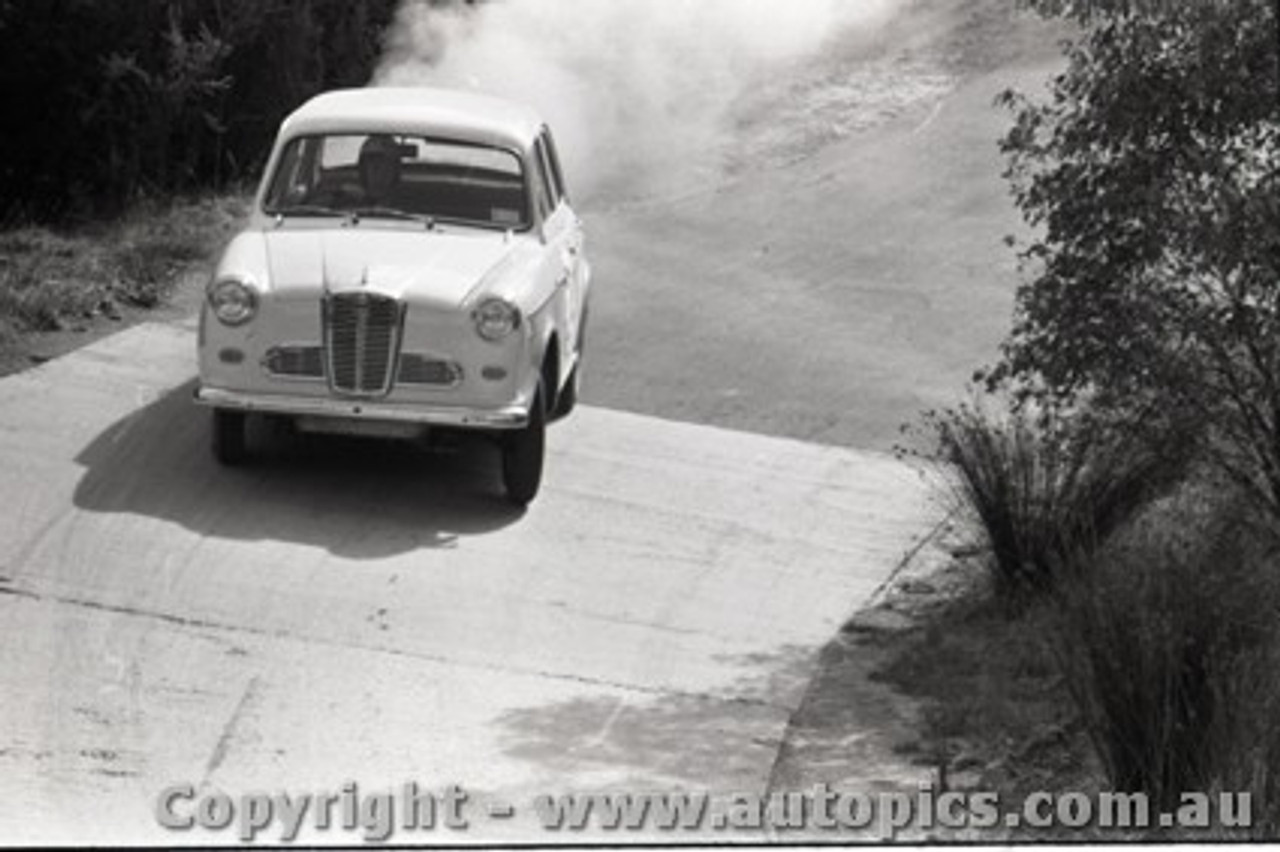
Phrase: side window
[
  {"left": 265, "top": 137, "right": 321, "bottom": 208},
  {"left": 542, "top": 129, "right": 568, "bottom": 203},
  {"left": 268, "top": 141, "right": 304, "bottom": 204}
]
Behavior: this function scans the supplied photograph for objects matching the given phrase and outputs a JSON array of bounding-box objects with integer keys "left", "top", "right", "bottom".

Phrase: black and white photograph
[{"left": 0, "top": 0, "right": 1277, "bottom": 846}]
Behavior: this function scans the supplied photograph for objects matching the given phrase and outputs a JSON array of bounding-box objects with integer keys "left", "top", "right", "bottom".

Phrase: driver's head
[{"left": 358, "top": 135, "right": 401, "bottom": 202}]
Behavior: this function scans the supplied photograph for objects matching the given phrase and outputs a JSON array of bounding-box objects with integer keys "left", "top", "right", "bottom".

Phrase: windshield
[{"left": 263, "top": 133, "right": 529, "bottom": 230}]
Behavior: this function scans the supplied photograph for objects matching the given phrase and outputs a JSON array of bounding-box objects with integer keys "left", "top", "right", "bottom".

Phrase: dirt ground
[{"left": 768, "top": 518, "right": 1104, "bottom": 842}]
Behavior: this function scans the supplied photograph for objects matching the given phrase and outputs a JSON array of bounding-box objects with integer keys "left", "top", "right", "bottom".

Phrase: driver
[{"left": 357, "top": 135, "right": 403, "bottom": 206}]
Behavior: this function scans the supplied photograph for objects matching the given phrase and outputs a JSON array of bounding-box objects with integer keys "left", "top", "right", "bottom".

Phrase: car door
[{"left": 533, "top": 131, "right": 585, "bottom": 368}]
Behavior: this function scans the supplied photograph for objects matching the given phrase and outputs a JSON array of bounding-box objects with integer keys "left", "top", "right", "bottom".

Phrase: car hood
[{"left": 262, "top": 227, "right": 519, "bottom": 309}]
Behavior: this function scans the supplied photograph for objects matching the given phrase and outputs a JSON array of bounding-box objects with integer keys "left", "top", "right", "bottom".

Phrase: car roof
[{"left": 280, "top": 87, "right": 546, "bottom": 151}]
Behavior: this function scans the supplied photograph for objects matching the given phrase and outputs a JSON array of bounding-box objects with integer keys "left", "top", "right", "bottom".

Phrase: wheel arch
[{"left": 540, "top": 330, "right": 561, "bottom": 414}]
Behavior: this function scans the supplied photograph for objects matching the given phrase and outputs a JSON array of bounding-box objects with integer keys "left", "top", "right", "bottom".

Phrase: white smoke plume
[{"left": 375, "top": 0, "right": 901, "bottom": 201}]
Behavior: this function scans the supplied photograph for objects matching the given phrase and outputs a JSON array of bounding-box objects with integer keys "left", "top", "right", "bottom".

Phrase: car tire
[
  {"left": 502, "top": 384, "right": 545, "bottom": 506},
  {"left": 212, "top": 409, "right": 249, "bottom": 466},
  {"left": 551, "top": 361, "right": 580, "bottom": 421},
  {"left": 551, "top": 313, "right": 587, "bottom": 422}
]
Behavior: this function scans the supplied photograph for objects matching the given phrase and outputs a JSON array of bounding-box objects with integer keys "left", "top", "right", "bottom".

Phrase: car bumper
[{"left": 194, "top": 386, "right": 530, "bottom": 430}]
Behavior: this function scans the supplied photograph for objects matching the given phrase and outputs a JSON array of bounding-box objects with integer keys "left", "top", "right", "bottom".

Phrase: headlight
[
  {"left": 472, "top": 298, "right": 522, "bottom": 341},
  {"left": 207, "top": 277, "right": 258, "bottom": 326}
]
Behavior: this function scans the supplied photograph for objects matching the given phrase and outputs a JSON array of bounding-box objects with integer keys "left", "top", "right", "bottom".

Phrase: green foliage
[
  {"left": 1050, "top": 482, "right": 1280, "bottom": 833},
  {"left": 0, "top": 0, "right": 403, "bottom": 220},
  {"left": 989, "top": 0, "right": 1280, "bottom": 512},
  {"left": 919, "top": 398, "right": 1183, "bottom": 602}
]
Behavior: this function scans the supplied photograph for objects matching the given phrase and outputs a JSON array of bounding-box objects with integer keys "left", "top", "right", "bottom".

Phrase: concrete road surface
[{"left": 0, "top": 321, "right": 941, "bottom": 844}]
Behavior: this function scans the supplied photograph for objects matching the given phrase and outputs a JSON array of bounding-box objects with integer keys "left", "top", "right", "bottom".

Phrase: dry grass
[
  {"left": 877, "top": 585, "right": 1103, "bottom": 837},
  {"left": 0, "top": 194, "right": 245, "bottom": 335}
]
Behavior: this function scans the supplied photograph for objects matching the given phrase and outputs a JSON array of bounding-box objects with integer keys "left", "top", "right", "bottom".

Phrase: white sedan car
[{"left": 195, "top": 87, "right": 590, "bottom": 505}]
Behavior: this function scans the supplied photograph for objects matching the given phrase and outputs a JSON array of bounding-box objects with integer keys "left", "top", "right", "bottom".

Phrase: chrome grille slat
[{"left": 323, "top": 293, "right": 405, "bottom": 397}]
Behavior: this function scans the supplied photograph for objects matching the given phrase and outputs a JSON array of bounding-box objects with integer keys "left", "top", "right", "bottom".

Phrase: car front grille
[
  {"left": 323, "top": 292, "right": 405, "bottom": 397},
  {"left": 264, "top": 345, "right": 324, "bottom": 379},
  {"left": 398, "top": 353, "right": 463, "bottom": 387}
]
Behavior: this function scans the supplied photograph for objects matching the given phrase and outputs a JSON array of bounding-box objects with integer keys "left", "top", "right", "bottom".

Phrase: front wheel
[
  {"left": 550, "top": 361, "right": 580, "bottom": 421},
  {"left": 212, "top": 409, "right": 248, "bottom": 466},
  {"left": 502, "top": 386, "right": 545, "bottom": 506}
]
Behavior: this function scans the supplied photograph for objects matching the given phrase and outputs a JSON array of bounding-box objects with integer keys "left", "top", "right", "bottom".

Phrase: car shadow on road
[
  {"left": 493, "top": 644, "right": 818, "bottom": 796},
  {"left": 72, "top": 379, "right": 525, "bottom": 559}
]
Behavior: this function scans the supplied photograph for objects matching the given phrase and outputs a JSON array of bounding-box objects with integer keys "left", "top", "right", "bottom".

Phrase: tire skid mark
[
  {"left": 201, "top": 676, "right": 262, "bottom": 786},
  {"left": 0, "top": 583, "right": 792, "bottom": 712},
  {"left": 2, "top": 502, "right": 77, "bottom": 577}
]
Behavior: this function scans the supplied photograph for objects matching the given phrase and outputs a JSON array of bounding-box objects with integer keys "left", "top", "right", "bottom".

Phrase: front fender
[{"left": 213, "top": 231, "right": 271, "bottom": 291}]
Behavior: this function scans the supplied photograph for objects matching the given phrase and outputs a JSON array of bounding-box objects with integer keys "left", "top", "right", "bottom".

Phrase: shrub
[
  {"left": 991, "top": 0, "right": 1280, "bottom": 518},
  {"left": 1049, "top": 482, "right": 1280, "bottom": 834}
]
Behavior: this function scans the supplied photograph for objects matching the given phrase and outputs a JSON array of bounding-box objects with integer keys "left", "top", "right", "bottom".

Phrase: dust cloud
[{"left": 374, "top": 0, "right": 902, "bottom": 200}]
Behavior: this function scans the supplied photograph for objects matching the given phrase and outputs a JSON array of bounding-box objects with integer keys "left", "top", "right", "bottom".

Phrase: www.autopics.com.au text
[{"left": 154, "top": 781, "right": 1254, "bottom": 842}]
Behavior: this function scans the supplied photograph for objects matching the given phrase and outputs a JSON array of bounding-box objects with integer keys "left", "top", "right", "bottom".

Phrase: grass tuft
[{"left": 920, "top": 399, "right": 1185, "bottom": 602}]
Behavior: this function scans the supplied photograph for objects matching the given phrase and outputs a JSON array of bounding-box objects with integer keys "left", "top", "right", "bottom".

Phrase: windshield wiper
[
  {"left": 425, "top": 214, "right": 525, "bottom": 232},
  {"left": 270, "top": 204, "right": 345, "bottom": 219},
  {"left": 349, "top": 206, "right": 436, "bottom": 229}
]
